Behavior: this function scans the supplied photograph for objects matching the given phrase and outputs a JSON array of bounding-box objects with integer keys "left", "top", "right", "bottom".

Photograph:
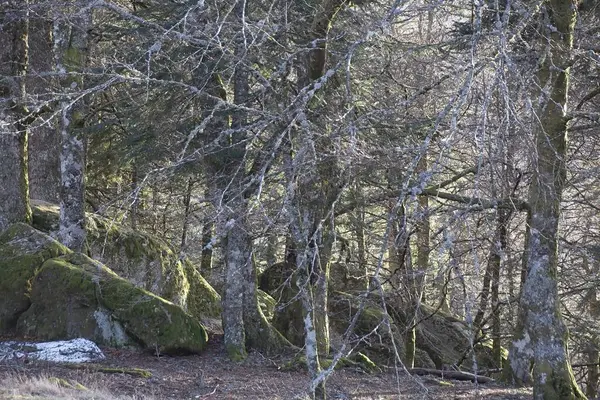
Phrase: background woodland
[{"left": 1, "top": 0, "right": 600, "bottom": 399}]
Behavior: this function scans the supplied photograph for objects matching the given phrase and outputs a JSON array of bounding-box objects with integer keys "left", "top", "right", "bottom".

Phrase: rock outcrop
[
  {"left": 31, "top": 201, "right": 221, "bottom": 326},
  {"left": 0, "top": 223, "right": 208, "bottom": 354}
]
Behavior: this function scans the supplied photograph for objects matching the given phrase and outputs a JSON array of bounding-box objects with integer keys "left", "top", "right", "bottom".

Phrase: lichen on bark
[{"left": 506, "top": 1, "right": 585, "bottom": 398}]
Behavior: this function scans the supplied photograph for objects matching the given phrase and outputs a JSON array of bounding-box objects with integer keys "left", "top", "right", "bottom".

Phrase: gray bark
[
  {"left": 0, "top": 1, "right": 31, "bottom": 232},
  {"left": 221, "top": 0, "right": 250, "bottom": 360},
  {"left": 222, "top": 203, "right": 249, "bottom": 360},
  {"left": 506, "top": 2, "right": 584, "bottom": 398},
  {"left": 28, "top": 18, "right": 59, "bottom": 203},
  {"left": 54, "top": 7, "right": 90, "bottom": 252}
]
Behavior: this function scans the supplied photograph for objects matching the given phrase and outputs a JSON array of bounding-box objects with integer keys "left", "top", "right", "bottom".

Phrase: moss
[
  {"left": 347, "top": 352, "right": 382, "bottom": 373},
  {"left": 16, "top": 258, "right": 109, "bottom": 342},
  {"left": 535, "top": 360, "right": 586, "bottom": 400},
  {"left": 473, "top": 341, "right": 508, "bottom": 370},
  {"left": 31, "top": 203, "right": 221, "bottom": 323},
  {"left": 183, "top": 259, "right": 221, "bottom": 320},
  {"left": 17, "top": 252, "right": 208, "bottom": 354},
  {"left": 65, "top": 363, "right": 152, "bottom": 378},
  {"left": 0, "top": 223, "right": 70, "bottom": 332},
  {"left": 48, "top": 377, "right": 88, "bottom": 391},
  {"left": 226, "top": 343, "right": 248, "bottom": 362},
  {"left": 31, "top": 202, "right": 60, "bottom": 232},
  {"left": 257, "top": 289, "right": 276, "bottom": 321}
]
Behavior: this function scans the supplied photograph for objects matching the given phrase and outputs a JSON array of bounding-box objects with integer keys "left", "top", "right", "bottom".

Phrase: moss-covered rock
[
  {"left": 17, "top": 252, "right": 208, "bottom": 354},
  {"left": 258, "top": 262, "right": 304, "bottom": 347},
  {"left": 412, "top": 303, "right": 473, "bottom": 369},
  {"left": 329, "top": 291, "right": 407, "bottom": 365},
  {"left": 0, "top": 223, "right": 69, "bottom": 332},
  {"left": 257, "top": 289, "right": 276, "bottom": 321},
  {"left": 31, "top": 201, "right": 221, "bottom": 326},
  {"left": 0, "top": 223, "right": 207, "bottom": 353},
  {"left": 328, "top": 292, "right": 495, "bottom": 370},
  {"left": 183, "top": 259, "right": 221, "bottom": 322}
]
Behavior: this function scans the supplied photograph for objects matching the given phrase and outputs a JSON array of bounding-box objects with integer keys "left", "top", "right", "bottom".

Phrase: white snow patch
[{"left": 0, "top": 338, "right": 105, "bottom": 363}]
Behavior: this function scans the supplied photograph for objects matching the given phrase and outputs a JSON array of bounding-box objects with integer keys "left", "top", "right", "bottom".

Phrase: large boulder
[
  {"left": 0, "top": 223, "right": 69, "bottom": 332},
  {"left": 31, "top": 201, "right": 221, "bottom": 325},
  {"left": 0, "top": 223, "right": 207, "bottom": 354}
]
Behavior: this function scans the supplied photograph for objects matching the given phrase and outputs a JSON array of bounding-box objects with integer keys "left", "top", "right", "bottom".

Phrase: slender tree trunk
[
  {"left": 200, "top": 217, "right": 214, "bottom": 272},
  {"left": 491, "top": 209, "right": 509, "bottom": 367},
  {"left": 506, "top": 2, "right": 584, "bottom": 398},
  {"left": 130, "top": 165, "right": 139, "bottom": 230},
  {"left": 404, "top": 156, "right": 430, "bottom": 369},
  {"left": 221, "top": 0, "right": 250, "bottom": 357},
  {"left": 0, "top": 2, "right": 31, "bottom": 231},
  {"left": 475, "top": 208, "right": 509, "bottom": 368},
  {"left": 54, "top": 7, "right": 90, "bottom": 252},
  {"left": 474, "top": 255, "right": 493, "bottom": 328},
  {"left": 586, "top": 347, "right": 599, "bottom": 399},
  {"left": 222, "top": 196, "right": 249, "bottom": 360},
  {"left": 180, "top": 177, "right": 193, "bottom": 252},
  {"left": 519, "top": 210, "right": 531, "bottom": 300}
]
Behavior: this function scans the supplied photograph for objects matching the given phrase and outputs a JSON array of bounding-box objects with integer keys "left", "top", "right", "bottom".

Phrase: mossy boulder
[
  {"left": 328, "top": 292, "right": 492, "bottom": 370},
  {"left": 0, "top": 223, "right": 207, "bottom": 354},
  {"left": 31, "top": 201, "right": 221, "bottom": 325},
  {"left": 0, "top": 223, "right": 69, "bottom": 332},
  {"left": 411, "top": 303, "right": 473, "bottom": 369},
  {"left": 258, "top": 262, "right": 304, "bottom": 346},
  {"left": 329, "top": 291, "right": 408, "bottom": 365},
  {"left": 17, "top": 252, "right": 208, "bottom": 353},
  {"left": 182, "top": 259, "right": 221, "bottom": 323},
  {"left": 257, "top": 289, "right": 276, "bottom": 321}
]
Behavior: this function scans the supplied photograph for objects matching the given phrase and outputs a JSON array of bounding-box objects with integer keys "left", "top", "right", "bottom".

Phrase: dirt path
[{"left": 0, "top": 335, "right": 531, "bottom": 399}]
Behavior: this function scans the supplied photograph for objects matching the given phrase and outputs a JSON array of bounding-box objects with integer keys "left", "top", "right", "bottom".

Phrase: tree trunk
[
  {"left": 586, "top": 345, "right": 599, "bottom": 399},
  {"left": 222, "top": 199, "right": 249, "bottom": 360},
  {"left": 0, "top": 1, "right": 31, "bottom": 232},
  {"left": 221, "top": 0, "right": 250, "bottom": 358},
  {"left": 130, "top": 165, "right": 139, "bottom": 230},
  {"left": 180, "top": 177, "right": 193, "bottom": 252},
  {"left": 28, "top": 17, "right": 60, "bottom": 203},
  {"left": 491, "top": 209, "right": 508, "bottom": 368},
  {"left": 221, "top": 0, "right": 293, "bottom": 360},
  {"left": 475, "top": 207, "right": 509, "bottom": 369},
  {"left": 405, "top": 156, "right": 430, "bottom": 369},
  {"left": 54, "top": 7, "right": 90, "bottom": 252},
  {"left": 506, "top": 2, "right": 584, "bottom": 398}
]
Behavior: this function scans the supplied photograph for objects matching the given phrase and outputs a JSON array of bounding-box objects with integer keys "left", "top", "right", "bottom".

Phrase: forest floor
[{"left": 0, "top": 334, "right": 532, "bottom": 400}]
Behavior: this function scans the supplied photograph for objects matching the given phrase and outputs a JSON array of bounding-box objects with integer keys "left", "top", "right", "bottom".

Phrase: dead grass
[{"left": 0, "top": 374, "right": 153, "bottom": 400}]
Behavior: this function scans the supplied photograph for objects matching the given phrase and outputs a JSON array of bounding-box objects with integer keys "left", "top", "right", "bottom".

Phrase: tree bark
[
  {"left": 221, "top": 0, "right": 293, "bottom": 360},
  {"left": 221, "top": 0, "right": 250, "bottom": 358},
  {"left": 506, "top": 2, "right": 584, "bottom": 398},
  {"left": 54, "top": 6, "right": 90, "bottom": 252},
  {"left": 180, "top": 177, "right": 193, "bottom": 252},
  {"left": 0, "top": 1, "right": 32, "bottom": 232}
]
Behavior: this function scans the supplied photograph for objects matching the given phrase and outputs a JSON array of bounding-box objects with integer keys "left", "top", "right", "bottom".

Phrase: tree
[
  {"left": 54, "top": 2, "right": 91, "bottom": 252},
  {"left": 505, "top": 1, "right": 585, "bottom": 398},
  {"left": 0, "top": 1, "right": 32, "bottom": 232}
]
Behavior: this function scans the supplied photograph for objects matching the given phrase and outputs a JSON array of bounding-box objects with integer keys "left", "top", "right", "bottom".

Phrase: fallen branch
[
  {"left": 65, "top": 363, "right": 152, "bottom": 378},
  {"left": 408, "top": 368, "right": 494, "bottom": 384}
]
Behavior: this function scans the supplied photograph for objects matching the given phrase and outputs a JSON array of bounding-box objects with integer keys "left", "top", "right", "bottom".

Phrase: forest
[{"left": 1, "top": 0, "right": 599, "bottom": 399}]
